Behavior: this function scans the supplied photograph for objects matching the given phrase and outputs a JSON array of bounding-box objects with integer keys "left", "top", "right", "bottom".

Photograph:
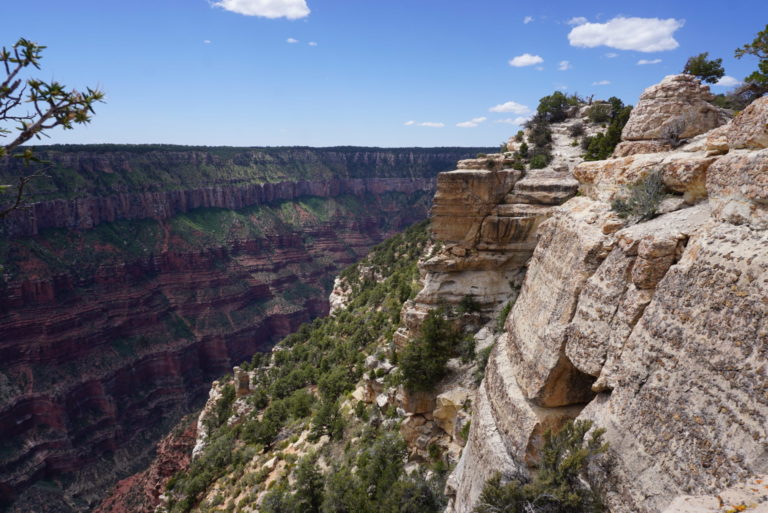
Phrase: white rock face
[
  {"left": 443, "top": 75, "right": 768, "bottom": 513},
  {"left": 328, "top": 276, "right": 350, "bottom": 314},
  {"left": 192, "top": 381, "right": 224, "bottom": 459},
  {"left": 661, "top": 475, "right": 768, "bottom": 513},
  {"left": 621, "top": 74, "right": 731, "bottom": 142}
]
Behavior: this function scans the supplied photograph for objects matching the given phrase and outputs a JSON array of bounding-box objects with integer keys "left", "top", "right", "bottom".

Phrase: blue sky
[{"left": 3, "top": 0, "right": 766, "bottom": 147}]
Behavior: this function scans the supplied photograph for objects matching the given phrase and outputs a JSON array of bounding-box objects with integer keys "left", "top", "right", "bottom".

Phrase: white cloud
[
  {"left": 286, "top": 38, "right": 299, "bottom": 44},
  {"left": 567, "top": 16, "right": 588, "bottom": 26},
  {"left": 494, "top": 116, "right": 531, "bottom": 126},
  {"left": 509, "top": 53, "right": 544, "bottom": 67},
  {"left": 559, "top": 60, "right": 571, "bottom": 71},
  {"left": 212, "top": 0, "right": 310, "bottom": 19},
  {"left": 605, "top": 52, "right": 618, "bottom": 58},
  {"left": 405, "top": 121, "right": 445, "bottom": 128},
  {"left": 568, "top": 16, "right": 684, "bottom": 52},
  {"left": 456, "top": 117, "right": 488, "bottom": 128},
  {"left": 489, "top": 101, "right": 531, "bottom": 115},
  {"left": 524, "top": 16, "right": 534, "bottom": 24},
  {"left": 592, "top": 80, "right": 611, "bottom": 85},
  {"left": 715, "top": 76, "right": 742, "bottom": 87},
  {"left": 203, "top": 39, "right": 212, "bottom": 44},
  {"left": 637, "top": 58, "right": 662, "bottom": 65},
  {"left": 308, "top": 41, "right": 317, "bottom": 46},
  {"left": 535, "top": 66, "right": 545, "bottom": 71}
]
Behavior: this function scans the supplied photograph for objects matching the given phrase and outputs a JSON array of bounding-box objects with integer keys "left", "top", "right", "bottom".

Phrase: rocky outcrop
[
  {"left": 707, "top": 149, "right": 768, "bottom": 228},
  {"left": 727, "top": 96, "right": 768, "bottom": 150},
  {"left": 621, "top": 74, "right": 731, "bottom": 143},
  {"left": 445, "top": 76, "right": 768, "bottom": 513},
  {"left": 398, "top": 119, "right": 587, "bottom": 344}
]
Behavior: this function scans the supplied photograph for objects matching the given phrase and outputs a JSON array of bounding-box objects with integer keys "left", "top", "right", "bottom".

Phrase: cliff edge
[{"left": 433, "top": 75, "right": 767, "bottom": 513}]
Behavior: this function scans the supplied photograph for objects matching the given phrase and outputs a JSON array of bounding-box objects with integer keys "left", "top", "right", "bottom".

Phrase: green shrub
[
  {"left": 537, "top": 91, "right": 571, "bottom": 123},
  {"left": 459, "top": 421, "right": 471, "bottom": 442},
  {"left": 474, "top": 344, "right": 495, "bottom": 383},
  {"left": 529, "top": 153, "right": 550, "bottom": 169},
  {"left": 583, "top": 102, "right": 632, "bottom": 161},
  {"left": 497, "top": 302, "right": 513, "bottom": 331},
  {"left": 568, "top": 122, "right": 585, "bottom": 138},
  {"left": 400, "top": 308, "right": 462, "bottom": 392},
  {"left": 610, "top": 172, "right": 665, "bottom": 222},
  {"left": 459, "top": 336, "right": 476, "bottom": 364},
  {"left": 526, "top": 117, "right": 552, "bottom": 149},
  {"left": 458, "top": 295, "right": 481, "bottom": 313},
  {"left": 587, "top": 104, "right": 611, "bottom": 123},
  {"left": 474, "top": 420, "right": 607, "bottom": 513},
  {"left": 205, "top": 383, "right": 236, "bottom": 431}
]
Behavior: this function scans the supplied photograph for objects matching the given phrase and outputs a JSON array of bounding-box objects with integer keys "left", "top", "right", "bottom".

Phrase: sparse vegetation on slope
[
  {"left": 162, "top": 221, "right": 449, "bottom": 513},
  {"left": 610, "top": 171, "right": 665, "bottom": 223},
  {"left": 474, "top": 420, "right": 607, "bottom": 513},
  {"left": 582, "top": 97, "right": 633, "bottom": 161}
]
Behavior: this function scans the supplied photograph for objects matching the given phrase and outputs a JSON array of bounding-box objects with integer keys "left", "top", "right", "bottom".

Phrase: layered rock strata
[
  {"left": 0, "top": 145, "right": 452, "bottom": 511},
  {"left": 396, "top": 119, "right": 588, "bottom": 345},
  {"left": 444, "top": 77, "right": 768, "bottom": 512},
  {"left": 1, "top": 177, "right": 434, "bottom": 237}
]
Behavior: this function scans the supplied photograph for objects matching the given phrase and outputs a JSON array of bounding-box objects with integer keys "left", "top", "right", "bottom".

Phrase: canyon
[
  {"left": 0, "top": 146, "right": 486, "bottom": 511},
  {"left": 7, "top": 74, "right": 768, "bottom": 513},
  {"left": 122, "top": 75, "right": 767, "bottom": 513}
]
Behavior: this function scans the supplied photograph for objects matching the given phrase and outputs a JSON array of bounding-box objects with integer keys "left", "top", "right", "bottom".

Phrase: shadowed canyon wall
[{"left": 0, "top": 145, "right": 488, "bottom": 511}]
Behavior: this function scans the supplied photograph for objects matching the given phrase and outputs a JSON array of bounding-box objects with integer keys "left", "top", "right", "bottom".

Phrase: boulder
[
  {"left": 504, "top": 171, "right": 580, "bottom": 205},
  {"left": 727, "top": 96, "right": 768, "bottom": 150},
  {"left": 575, "top": 151, "right": 717, "bottom": 203},
  {"left": 622, "top": 74, "right": 731, "bottom": 142},
  {"left": 397, "top": 386, "right": 436, "bottom": 414},
  {"left": 705, "top": 123, "right": 731, "bottom": 155},
  {"left": 613, "top": 140, "right": 673, "bottom": 157},
  {"left": 233, "top": 367, "right": 251, "bottom": 398},
  {"left": 433, "top": 387, "right": 470, "bottom": 438}
]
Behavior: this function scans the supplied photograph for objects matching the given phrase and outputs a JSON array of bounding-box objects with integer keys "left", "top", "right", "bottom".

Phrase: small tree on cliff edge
[
  {"left": 0, "top": 37, "right": 104, "bottom": 218},
  {"left": 682, "top": 52, "right": 725, "bottom": 84},
  {"left": 736, "top": 24, "right": 768, "bottom": 92}
]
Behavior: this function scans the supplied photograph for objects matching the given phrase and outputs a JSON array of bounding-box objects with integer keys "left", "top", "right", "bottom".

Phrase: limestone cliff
[{"left": 417, "top": 76, "right": 768, "bottom": 513}]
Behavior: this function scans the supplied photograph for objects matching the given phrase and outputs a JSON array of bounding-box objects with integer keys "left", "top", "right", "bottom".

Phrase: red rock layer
[
  {"left": 0, "top": 186, "right": 431, "bottom": 510},
  {"left": 93, "top": 417, "right": 197, "bottom": 513},
  {"left": 2, "top": 177, "right": 435, "bottom": 237}
]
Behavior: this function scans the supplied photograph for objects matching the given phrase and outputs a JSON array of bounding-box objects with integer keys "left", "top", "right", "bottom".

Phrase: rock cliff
[
  {"left": 0, "top": 146, "right": 479, "bottom": 511},
  {"left": 441, "top": 77, "right": 767, "bottom": 512}
]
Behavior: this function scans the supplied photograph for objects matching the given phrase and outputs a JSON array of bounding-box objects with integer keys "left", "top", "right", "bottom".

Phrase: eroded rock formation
[{"left": 438, "top": 76, "right": 767, "bottom": 512}]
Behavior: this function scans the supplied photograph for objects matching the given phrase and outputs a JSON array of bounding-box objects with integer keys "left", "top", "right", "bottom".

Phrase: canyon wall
[
  {"left": 0, "top": 146, "right": 482, "bottom": 511},
  {"left": 414, "top": 76, "right": 767, "bottom": 513}
]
